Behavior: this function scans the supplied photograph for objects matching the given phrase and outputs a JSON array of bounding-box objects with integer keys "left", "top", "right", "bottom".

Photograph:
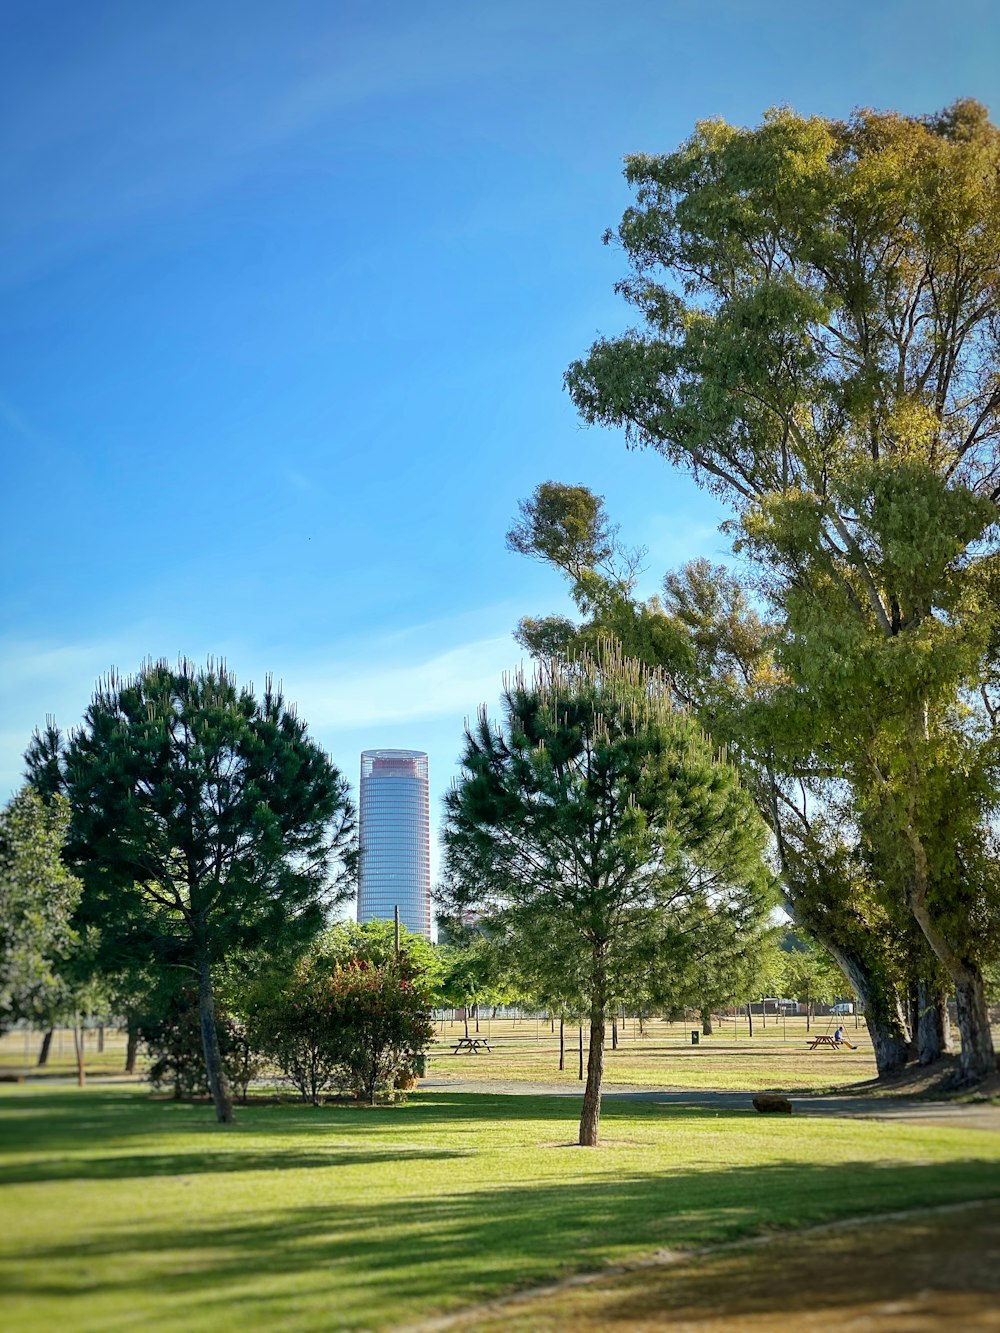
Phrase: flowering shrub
[
  {"left": 325, "top": 959, "right": 435, "bottom": 1105},
  {"left": 251, "top": 955, "right": 434, "bottom": 1105}
]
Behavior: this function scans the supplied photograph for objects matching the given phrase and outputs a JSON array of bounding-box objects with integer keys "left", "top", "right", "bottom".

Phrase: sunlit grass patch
[{"left": 2, "top": 1083, "right": 999, "bottom": 1330}]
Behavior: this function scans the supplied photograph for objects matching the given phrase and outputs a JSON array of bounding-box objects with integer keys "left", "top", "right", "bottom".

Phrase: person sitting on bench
[{"left": 833, "top": 1025, "right": 857, "bottom": 1049}]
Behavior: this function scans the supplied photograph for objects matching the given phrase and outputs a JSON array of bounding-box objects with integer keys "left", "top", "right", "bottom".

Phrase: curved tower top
[{"left": 361, "top": 749, "right": 429, "bottom": 778}]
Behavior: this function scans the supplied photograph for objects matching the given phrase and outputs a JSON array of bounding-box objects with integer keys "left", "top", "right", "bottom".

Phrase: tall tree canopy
[
  {"left": 26, "top": 659, "right": 357, "bottom": 1121},
  {"left": 442, "top": 647, "right": 773, "bottom": 1145},
  {"left": 564, "top": 101, "right": 1000, "bottom": 1080}
]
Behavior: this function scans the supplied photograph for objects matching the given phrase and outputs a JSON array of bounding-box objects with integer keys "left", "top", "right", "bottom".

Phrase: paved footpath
[{"left": 421, "top": 1078, "right": 1000, "bottom": 1132}]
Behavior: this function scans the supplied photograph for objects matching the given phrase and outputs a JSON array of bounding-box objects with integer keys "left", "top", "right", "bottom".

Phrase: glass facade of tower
[{"left": 357, "top": 749, "right": 431, "bottom": 938}]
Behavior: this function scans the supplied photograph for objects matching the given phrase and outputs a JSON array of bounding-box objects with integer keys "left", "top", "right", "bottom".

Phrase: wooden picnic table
[
  {"left": 808, "top": 1034, "right": 854, "bottom": 1050},
  {"left": 451, "top": 1036, "right": 492, "bottom": 1054}
]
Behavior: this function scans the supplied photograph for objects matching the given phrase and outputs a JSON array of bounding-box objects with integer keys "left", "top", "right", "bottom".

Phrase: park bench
[
  {"left": 808, "top": 1034, "right": 856, "bottom": 1050},
  {"left": 450, "top": 1036, "right": 492, "bottom": 1054}
]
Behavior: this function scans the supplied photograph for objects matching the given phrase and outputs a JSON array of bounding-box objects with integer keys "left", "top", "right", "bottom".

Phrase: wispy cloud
[
  {"left": 285, "top": 634, "right": 519, "bottom": 732},
  {"left": 0, "top": 617, "right": 524, "bottom": 800},
  {"left": 0, "top": 9, "right": 514, "bottom": 289}
]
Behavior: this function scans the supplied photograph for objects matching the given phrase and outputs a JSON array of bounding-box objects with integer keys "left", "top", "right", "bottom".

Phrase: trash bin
[{"left": 691, "top": 1030, "right": 699, "bottom": 1045}]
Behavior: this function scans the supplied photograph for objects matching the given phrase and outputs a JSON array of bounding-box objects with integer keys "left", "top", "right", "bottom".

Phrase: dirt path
[
  {"left": 412, "top": 1199, "right": 1000, "bottom": 1331},
  {"left": 420, "top": 1079, "right": 1000, "bottom": 1132}
]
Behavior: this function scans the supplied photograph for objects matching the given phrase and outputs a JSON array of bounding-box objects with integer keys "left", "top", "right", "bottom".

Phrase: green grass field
[
  {"left": 3, "top": 1082, "right": 1000, "bottom": 1331},
  {"left": 0, "top": 1013, "right": 883, "bottom": 1092},
  {"left": 426, "top": 1013, "right": 880, "bottom": 1091}
]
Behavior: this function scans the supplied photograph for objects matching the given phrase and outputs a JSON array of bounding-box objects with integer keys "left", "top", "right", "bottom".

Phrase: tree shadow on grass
[{"left": 5, "top": 1156, "right": 1000, "bottom": 1328}]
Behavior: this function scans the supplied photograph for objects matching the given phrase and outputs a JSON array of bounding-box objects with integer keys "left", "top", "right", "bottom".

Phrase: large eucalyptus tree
[{"left": 565, "top": 101, "right": 1000, "bottom": 1079}]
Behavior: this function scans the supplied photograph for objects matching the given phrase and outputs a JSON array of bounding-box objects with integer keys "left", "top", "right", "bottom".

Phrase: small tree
[
  {"left": 0, "top": 790, "right": 81, "bottom": 1035},
  {"left": 443, "top": 647, "right": 773, "bottom": 1145},
  {"left": 781, "top": 938, "right": 840, "bottom": 1032}
]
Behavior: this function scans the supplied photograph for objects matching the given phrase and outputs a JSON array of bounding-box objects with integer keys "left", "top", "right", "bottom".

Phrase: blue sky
[{"left": 2, "top": 0, "right": 998, "bottom": 894}]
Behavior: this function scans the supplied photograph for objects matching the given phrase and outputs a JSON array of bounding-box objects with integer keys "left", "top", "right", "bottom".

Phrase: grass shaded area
[{"left": 3, "top": 1085, "right": 1000, "bottom": 1330}]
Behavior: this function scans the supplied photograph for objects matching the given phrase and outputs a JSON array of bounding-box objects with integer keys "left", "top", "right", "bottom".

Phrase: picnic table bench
[
  {"left": 451, "top": 1036, "right": 492, "bottom": 1054},
  {"left": 808, "top": 1034, "right": 855, "bottom": 1050}
]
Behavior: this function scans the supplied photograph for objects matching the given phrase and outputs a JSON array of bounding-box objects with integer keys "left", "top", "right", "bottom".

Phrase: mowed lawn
[
  {"left": 3, "top": 1085, "right": 1000, "bottom": 1331},
  {"left": 426, "top": 1015, "right": 879, "bottom": 1091},
  {"left": 0, "top": 1016, "right": 885, "bottom": 1092}
]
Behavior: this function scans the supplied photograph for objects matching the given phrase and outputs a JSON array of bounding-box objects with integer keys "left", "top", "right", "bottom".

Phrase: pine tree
[
  {"left": 442, "top": 647, "right": 773, "bottom": 1145},
  {"left": 25, "top": 659, "right": 356, "bottom": 1122}
]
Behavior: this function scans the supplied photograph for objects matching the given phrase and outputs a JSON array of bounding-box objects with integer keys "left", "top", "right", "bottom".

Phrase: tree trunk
[
  {"left": 916, "top": 978, "right": 953, "bottom": 1065},
  {"left": 746, "top": 1003, "right": 753, "bottom": 1038},
  {"left": 901, "top": 753, "right": 996, "bottom": 1081},
  {"left": 775, "top": 782, "right": 912, "bottom": 1076},
  {"left": 955, "top": 971, "right": 995, "bottom": 1081},
  {"left": 611, "top": 1018, "right": 618, "bottom": 1050},
  {"left": 196, "top": 949, "right": 235, "bottom": 1123},
  {"left": 824, "top": 937, "right": 911, "bottom": 1076},
  {"left": 577, "top": 1026, "right": 583, "bottom": 1081},
  {"left": 37, "top": 1028, "right": 54, "bottom": 1067},
  {"left": 906, "top": 865, "right": 995, "bottom": 1079},
  {"left": 559, "top": 1017, "right": 565, "bottom": 1071},
  {"left": 579, "top": 958, "right": 607, "bottom": 1147},
  {"left": 97, "top": 1024, "right": 105, "bottom": 1054},
  {"left": 701, "top": 1006, "right": 713, "bottom": 1037},
  {"left": 463, "top": 1008, "right": 469, "bottom": 1039},
  {"left": 125, "top": 1020, "right": 139, "bottom": 1074},
  {"left": 72, "top": 1025, "right": 86, "bottom": 1087}
]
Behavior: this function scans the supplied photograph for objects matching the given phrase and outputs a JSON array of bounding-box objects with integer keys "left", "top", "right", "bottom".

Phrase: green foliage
[
  {"left": 562, "top": 99, "right": 1000, "bottom": 1076},
  {"left": 141, "top": 988, "right": 261, "bottom": 1102},
  {"left": 24, "top": 659, "right": 357, "bottom": 1118},
  {"left": 28, "top": 660, "right": 358, "bottom": 962},
  {"left": 322, "top": 959, "right": 435, "bottom": 1105},
  {"left": 780, "top": 935, "right": 841, "bottom": 1009},
  {"left": 0, "top": 790, "right": 81, "bottom": 1034},
  {"left": 250, "top": 931, "right": 435, "bottom": 1106},
  {"left": 250, "top": 959, "right": 353, "bottom": 1105},
  {"left": 322, "top": 918, "right": 444, "bottom": 991},
  {"left": 443, "top": 645, "right": 774, "bottom": 1137}
]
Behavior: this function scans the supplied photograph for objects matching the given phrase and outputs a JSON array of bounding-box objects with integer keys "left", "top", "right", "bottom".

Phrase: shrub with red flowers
[
  {"left": 250, "top": 951, "right": 434, "bottom": 1105},
  {"left": 325, "top": 957, "right": 435, "bottom": 1105}
]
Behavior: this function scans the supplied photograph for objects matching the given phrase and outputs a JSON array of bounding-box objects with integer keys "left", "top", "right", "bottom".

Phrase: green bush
[
  {"left": 141, "top": 989, "right": 261, "bottom": 1101},
  {"left": 326, "top": 958, "right": 435, "bottom": 1105},
  {"left": 249, "top": 965, "right": 349, "bottom": 1105},
  {"left": 251, "top": 954, "right": 434, "bottom": 1105}
]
